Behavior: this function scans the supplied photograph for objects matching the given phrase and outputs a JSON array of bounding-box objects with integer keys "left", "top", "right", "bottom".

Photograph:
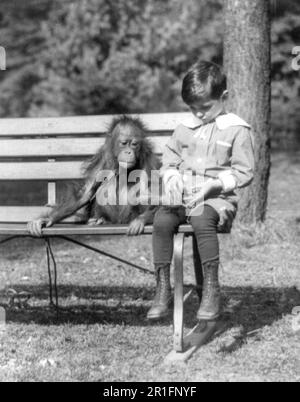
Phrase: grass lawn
[{"left": 0, "top": 152, "right": 299, "bottom": 382}]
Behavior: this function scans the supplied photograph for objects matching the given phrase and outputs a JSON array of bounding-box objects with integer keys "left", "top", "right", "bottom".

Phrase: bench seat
[{"left": 0, "top": 223, "right": 194, "bottom": 236}]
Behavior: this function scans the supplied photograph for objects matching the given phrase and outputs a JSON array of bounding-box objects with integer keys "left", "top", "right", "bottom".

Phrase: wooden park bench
[{"left": 0, "top": 113, "right": 219, "bottom": 360}]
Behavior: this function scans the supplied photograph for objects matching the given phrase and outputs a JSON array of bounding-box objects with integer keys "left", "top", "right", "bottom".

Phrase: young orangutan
[{"left": 27, "top": 116, "right": 161, "bottom": 237}]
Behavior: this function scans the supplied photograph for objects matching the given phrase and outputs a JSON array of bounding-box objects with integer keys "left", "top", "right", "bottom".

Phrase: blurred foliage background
[{"left": 0, "top": 0, "right": 299, "bottom": 149}]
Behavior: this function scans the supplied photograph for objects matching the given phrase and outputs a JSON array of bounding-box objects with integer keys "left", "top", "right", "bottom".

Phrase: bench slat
[
  {"left": 0, "top": 206, "right": 81, "bottom": 223},
  {"left": 0, "top": 161, "right": 84, "bottom": 180},
  {"left": 0, "top": 206, "right": 50, "bottom": 222},
  {"left": 0, "top": 113, "right": 191, "bottom": 137},
  {"left": 0, "top": 136, "right": 169, "bottom": 158},
  {"left": 0, "top": 138, "right": 103, "bottom": 157}
]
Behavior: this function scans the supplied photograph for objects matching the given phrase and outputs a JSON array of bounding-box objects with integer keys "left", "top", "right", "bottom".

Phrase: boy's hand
[
  {"left": 218, "top": 207, "right": 235, "bottom": 233},
  {"left": 165, "top": 174, "right": 184, "bottom": 205},
  {"left": 27, "top": 218, "right": 53, "bottom": 238},
  {"left": 185, "top": 179, "right": 223, "bottom": 209}
]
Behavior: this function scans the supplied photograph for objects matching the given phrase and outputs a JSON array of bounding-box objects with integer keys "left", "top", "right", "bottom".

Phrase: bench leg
[
  {"left": 165, "top": 234, "right": 220, "bottom": 363},
  {"left": 45, "top": 238, "right": 59, "bottom": 309},
  {"left": 193, "top": 235, "right": 203, "bottom": 301},
  {"left": 173, "top": 233, "right": 185, "bottom": 352}
]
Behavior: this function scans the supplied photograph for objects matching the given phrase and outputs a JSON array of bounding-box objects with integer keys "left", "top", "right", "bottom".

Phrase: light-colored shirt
[{"left": 161, "top": 113, "right": 255, "bottom": 217}]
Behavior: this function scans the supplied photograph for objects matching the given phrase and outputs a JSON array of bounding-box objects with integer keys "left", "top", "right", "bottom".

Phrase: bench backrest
[{"left": 0, "top": 113, "right": 190, "bottom": 223}]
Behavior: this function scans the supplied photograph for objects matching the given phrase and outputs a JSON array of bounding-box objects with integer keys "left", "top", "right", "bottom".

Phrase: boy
[{"left": 147, "top": 60, "right": 255, "bottom": 321}]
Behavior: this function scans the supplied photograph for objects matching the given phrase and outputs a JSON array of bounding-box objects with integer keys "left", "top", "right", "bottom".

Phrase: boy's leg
[
  {"left": 148, "top": 207, "right": 185, "bottom": 320},
  {"left": 190, "top": 205, "right": 221, "bottom": 321}
]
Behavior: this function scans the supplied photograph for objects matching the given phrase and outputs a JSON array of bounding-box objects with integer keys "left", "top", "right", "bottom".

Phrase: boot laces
[
  {"left": 153, "top": 265, "right": 171, "bottom": 304},
  {"left": 202, "top": 262, "right": 220, "bottom": 304}
]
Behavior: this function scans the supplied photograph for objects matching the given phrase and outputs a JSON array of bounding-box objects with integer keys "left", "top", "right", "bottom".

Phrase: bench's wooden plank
[
  {"left": 47, "top": 182, "right": 56, "bottom": 205},
  {"left": 0, "top": 113, "right": 191, "bottom": 137},
  {"left": 0, "top": 136, "right": 169, "bottom": 158},
  {"left": 0, "top": 161, "right": 84, "bottom": 180},
  {"left": 0, "top": 207, "right": 85, "bottom": 223},
  {"left": 0, "top": 206, "right": 50, "bottom": 222},
  {"left": 0, "top": 223, "right": 194, "bottom": 236},
  {"left": 0, "top": 138, "right": 104, "bottom": 157}
]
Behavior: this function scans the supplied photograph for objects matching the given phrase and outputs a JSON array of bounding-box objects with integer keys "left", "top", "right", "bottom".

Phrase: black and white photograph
[{"left": 0, "top": 0, "right": 299, "bottom": 384}]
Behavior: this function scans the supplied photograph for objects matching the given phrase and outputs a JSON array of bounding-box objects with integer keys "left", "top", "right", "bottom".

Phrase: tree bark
[{"left": 224, "top": 0, "right": 271, "bottom": 223}]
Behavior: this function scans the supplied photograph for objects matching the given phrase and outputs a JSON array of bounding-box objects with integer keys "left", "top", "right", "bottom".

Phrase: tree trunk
[{"left": 224, "top": 0, "right": 271, "bottom": 223}]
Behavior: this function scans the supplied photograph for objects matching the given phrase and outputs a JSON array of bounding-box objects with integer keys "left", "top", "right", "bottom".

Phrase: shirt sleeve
[
  {"left": 218, "top": 127, "right": 255, "bottom": 192},
  {"left": 160, "top": 126, "right": 183, "bottom": 183}
]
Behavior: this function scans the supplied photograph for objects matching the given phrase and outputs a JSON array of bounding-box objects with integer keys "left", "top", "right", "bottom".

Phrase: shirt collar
[
  {"left": 180, "top": 114, "right": 202, "bottom": 129},
  {"left": 181, "top": 113, "right": 250, "bottom": 130},
  {"left": 215, "top": 113, "right": 251, "bottom": 130}
]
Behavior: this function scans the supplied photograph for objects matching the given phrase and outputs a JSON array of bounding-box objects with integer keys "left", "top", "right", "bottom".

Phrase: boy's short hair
[{"left": 182, "top": 60, "right": 227, "bottom": 105}]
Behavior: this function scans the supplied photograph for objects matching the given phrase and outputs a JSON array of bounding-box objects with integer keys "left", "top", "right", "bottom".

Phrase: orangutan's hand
[
  {"left": 27, "top": 218, "right": 53, "bottom": 238},
  {"left": 88, "top": 217, "right": 107, "bottom": 226},
  {"left": 127, "top": 218, "right": 145, "bottom": 236}
]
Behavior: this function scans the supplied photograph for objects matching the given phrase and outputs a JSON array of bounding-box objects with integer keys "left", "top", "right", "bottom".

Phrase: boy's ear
[{"left": 221, "top": 90, "right": 229, "bottom": 101}]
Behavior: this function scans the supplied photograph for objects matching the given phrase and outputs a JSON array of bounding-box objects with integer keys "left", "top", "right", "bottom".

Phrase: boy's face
[{"left": 189, "top": 93, "right": 226, "bottom": 124}]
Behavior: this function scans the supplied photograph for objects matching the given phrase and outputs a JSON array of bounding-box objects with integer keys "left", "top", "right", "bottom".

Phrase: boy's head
[{"left": 182, "top": 60, "right": 228, "bottom": 124}]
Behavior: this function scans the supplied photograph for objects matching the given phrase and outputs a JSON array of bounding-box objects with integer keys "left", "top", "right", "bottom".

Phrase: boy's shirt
[{"left": 161, "top": 112, "right": 255, "bottom": 195}]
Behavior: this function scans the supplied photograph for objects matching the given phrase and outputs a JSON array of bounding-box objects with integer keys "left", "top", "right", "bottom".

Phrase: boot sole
[
  {"left": 197, "top": 312, "right": 220, "bottom": 321},
  {"left": 146, "top": 310, "right": 170, "bottom": 321}
]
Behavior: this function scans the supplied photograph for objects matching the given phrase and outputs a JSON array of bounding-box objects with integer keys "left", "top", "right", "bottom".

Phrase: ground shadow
[
  {"left": 1, "top": 284, "right": 299, "bottom": 340},
  {"left": 184, "top": 285, "right": 300, "bottom": 354},
  {"left": 0, "top": 284, "right": 166, "bottom": 327}
]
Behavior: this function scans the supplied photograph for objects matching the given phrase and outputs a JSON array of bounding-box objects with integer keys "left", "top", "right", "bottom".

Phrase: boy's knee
[
  {"left": 190, "top": 206, "right": 219, "bottom": 234},
  {"left": 153, "top": 209, "right": 179, "bottom": 234}
]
